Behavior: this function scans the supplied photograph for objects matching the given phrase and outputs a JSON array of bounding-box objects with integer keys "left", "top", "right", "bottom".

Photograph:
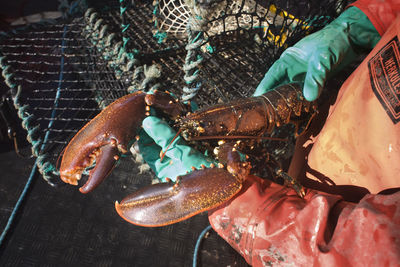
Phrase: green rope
[
  {"left": 119, "top": 0, "right": 137, "bottom": 59},
  {"left": 83, "top": 7, "right": 143, "bottom": 89},
  {"left": 0, "top": 0, "right": 86, "bottom": 182},
  {"left": 153, "top": 31, "right": 168, "bottom": 44},
  {"left": 152, "top": 1, "right": 168, "bottom": 43},
  {"left": 0, "top": 56, "right": 42, "bottom": 158},
  {"left": 128, "top": 64, "right": 162, "bottom": 93},
  {"left": 182, "top": 24, "right": 205, "bottom": 101},
  {"left": 0, "top": 0, "right": 86, "bottom": 248},
  {"left": 83, "top": 7, "right": 141, "bottom": 80},
  {"left": 5, "top": 69, "right": 59, "bottom": 183}
]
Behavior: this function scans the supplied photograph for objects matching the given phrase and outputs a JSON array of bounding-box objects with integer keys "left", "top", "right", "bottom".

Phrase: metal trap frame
[
  {"left": 0, "top": 0, "right": 348, "bottom": 184},
  {"left": 0, "top": 0, "right": 349, "bottom": 264}
]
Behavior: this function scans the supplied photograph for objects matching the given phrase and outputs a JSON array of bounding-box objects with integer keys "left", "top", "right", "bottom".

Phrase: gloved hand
[
  {"left": 254, "top": 6, "right": 381, "bottom": 101},
  {"left": 138, "top": 116, "right": 215, "bottom": 182}
]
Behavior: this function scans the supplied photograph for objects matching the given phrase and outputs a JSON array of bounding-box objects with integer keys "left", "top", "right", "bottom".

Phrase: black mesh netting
[
  {"left": 0, "top": 0, "right": 350, "bottom": 266},
  {"left": 0, "top": 0, "right": 349, "bottom": 183}
]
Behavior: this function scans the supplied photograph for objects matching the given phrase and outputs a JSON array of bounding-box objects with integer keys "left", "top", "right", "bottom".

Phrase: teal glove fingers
[
  {"left": 337, "top": 6, "right": 381, "bottom": 50},
  {"left": 254, "top": 63, "right": 288, "bottom": 96},
  {"left": 138, "top": 122, "right": 189, "bottom": 182},
  {"left": 137, "top": 128, "right": 166, "bottom": 174},
  {"left": 253, "top": 49, "right": 307, "bottom": 96},
  {"left": 141, "top": 116, "right": 215, "bottom": 182},
  {"left": 138, "top": 121, "right": 183, "bottom": 182},
  {"left": 254, "top": 6, "right": 381, "bottom": 100},
  {"left": 303, "top": 46, "right": 336, "bottom": 101},
  {"left": 302, "top": 9, "right": 364, "bottom": 100}
]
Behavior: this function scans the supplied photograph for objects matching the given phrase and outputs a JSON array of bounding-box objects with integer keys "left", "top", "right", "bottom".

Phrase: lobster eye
[
  {"left": 219, "top": 123, "right": 227, "bottom": 131},
  {"left": 181, "top": 130, "right": 191, "bottom": 141}
]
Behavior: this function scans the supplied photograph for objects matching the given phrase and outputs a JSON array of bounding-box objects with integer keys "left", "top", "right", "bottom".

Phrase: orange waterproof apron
[{"left": 306, "top": 14, "right": 400, "bottom": 194}]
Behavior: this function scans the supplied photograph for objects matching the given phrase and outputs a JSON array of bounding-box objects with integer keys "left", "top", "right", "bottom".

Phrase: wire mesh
[
  {"left": 0, "top": 0, "right": 349, "bottom": 189},
  {"left": 0, "top": 17, "right": 128, "bottom": 184},
  {"left": 0, "top": 0, "right": 351, "bottom": 265}
]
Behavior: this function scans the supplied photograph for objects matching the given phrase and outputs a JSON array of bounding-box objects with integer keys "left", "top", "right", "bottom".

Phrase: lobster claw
[
  {"left": 59, "top": 90, "right": 188, "bottom": 193},
  {"left": 60, "top": 91, "right": 147, "bottom": 193},
  {"left": 115, "top": 168, "right": 243, "bottom": 227},
  {"left": 78, "top": 144, "right": 119, "bottom": 193}
]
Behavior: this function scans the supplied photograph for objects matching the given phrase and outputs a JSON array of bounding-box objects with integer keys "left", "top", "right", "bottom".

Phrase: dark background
[{"left": 0, "top": 1, "right": 250, "bottom": 266}]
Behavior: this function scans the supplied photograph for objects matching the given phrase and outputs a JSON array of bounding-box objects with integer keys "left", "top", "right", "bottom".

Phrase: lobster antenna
[
  {"left": 189, "top": 135, "right": 288, "bottom": 142},
  {"left": 160, "top": 128, "right": 182, "bottom": 162}
]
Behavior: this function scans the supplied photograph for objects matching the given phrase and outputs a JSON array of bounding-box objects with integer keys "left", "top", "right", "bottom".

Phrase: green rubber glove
[
  {"left": 254, "top": 6, "right": 381, "bottom": 101},
  {"left": 138, "top": 116, "right": 215, "bottom": 182}
]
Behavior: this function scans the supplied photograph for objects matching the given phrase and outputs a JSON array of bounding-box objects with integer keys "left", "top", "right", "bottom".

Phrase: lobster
[{"left": 59, "top": 83, "right": 316, "bottom": 227}]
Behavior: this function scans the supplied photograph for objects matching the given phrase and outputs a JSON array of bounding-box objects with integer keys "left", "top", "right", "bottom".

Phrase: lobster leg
[{"left": 115, "top": 168, "right": 243, "bottom": 227}]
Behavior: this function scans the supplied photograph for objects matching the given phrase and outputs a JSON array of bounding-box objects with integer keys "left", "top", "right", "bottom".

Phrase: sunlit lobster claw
[
  {"left": 59, "top": 90, "right": 186, "bottom": 193},
  {"left": 115, "top": 143, "right": 250, "bottom": 227}
]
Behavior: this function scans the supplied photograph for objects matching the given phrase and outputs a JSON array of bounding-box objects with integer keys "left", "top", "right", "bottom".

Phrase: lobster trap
[
  {"left": 0, "top": 0, "right": 349, "bottom": 185},
  {"left": 0, "top": 0, "right": 352, "bottom": 265}
]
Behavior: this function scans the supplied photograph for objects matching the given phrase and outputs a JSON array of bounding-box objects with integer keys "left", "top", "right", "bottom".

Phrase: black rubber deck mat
[{"left": 0, "top": 146, "right": 250, "bottom": 266}]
